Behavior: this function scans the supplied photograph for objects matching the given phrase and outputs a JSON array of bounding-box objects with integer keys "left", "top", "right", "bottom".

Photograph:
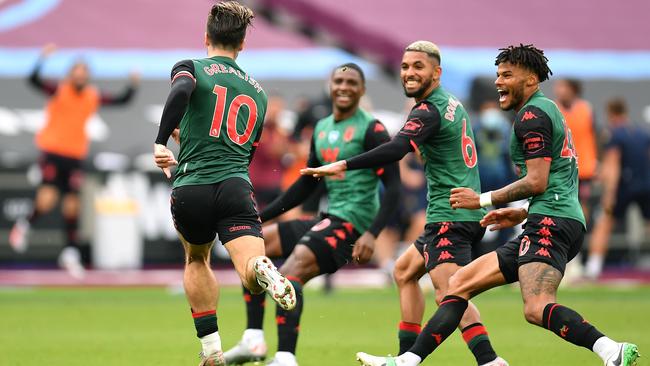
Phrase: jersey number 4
[
  {"left": 209, "top": 85, "right": 258, "bottom": 145},
  {"left": 560, "top": 122, "right": 577, "bottom": 161},
  {"left": 461, "top": 119, "right": 477, "bottom": 168}
]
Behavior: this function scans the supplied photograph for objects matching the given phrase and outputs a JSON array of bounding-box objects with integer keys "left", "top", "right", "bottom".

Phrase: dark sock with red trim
[
  {"left": 64, "top": 216, "right": 79, "bottom": 248},
  {"left": 462, "top": 323, "right": 497, "bottom": 365},
  {"left": 542, "top": 303, "right": 604, "bottom": 350},
  {"left": 243, "top": 286, "right": 266, "bottom": 329},
  {"left": 398, "top": 321, "right": 421, "bottom": 355},
  {"left": 276, "top": 279, "right": 303, "bottom": 354},
  {"left": 192, "top": 309, "right": 218, "bottom": 338},
  {"left": 410, "top": 295, "right": 468, "bottom": 360}
]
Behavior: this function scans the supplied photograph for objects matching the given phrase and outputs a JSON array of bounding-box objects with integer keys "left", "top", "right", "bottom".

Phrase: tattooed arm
[{"left": 491, "top": 157, "right": 550, "bottom": 204}]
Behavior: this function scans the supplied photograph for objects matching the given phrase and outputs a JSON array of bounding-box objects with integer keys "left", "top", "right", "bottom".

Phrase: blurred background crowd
[{"left": 1, "top": 0, "right": 649, "bottom": 285}]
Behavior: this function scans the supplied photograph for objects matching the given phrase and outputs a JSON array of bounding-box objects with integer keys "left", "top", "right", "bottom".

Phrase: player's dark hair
[
  {"left": 332, "top": 63, "right": 365, "bottom": 84},
  {"left": 607, "top": 97, "right": 627, "bottom": 116},
  {"left": 495, "top": 44, "right": 552, "bottom": 83},
  {"left": 206, "top": 1, "right": 254, "bottom": 50}
]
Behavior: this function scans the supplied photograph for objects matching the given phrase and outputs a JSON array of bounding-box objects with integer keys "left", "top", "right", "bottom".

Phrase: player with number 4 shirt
[
  {"left": 354, "top": 44, "right": 639, "bottom": 366},
  {"left": 302, "top": 41, "right": 508, "bottom": 366},
  {"left": 153, "top": 3, "right": 296, "bottom": 366}
]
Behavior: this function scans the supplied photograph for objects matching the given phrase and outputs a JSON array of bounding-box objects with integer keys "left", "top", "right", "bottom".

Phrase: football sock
[
  {"left": 276, "top": 278, "right": 303, "bottom": 354},
  {"left": 64, "top": 216, "right": 79, "bottom": 248},
  {"left": 542, "top": 303, "right": 604, "bottom": 350},
  {"left": 192, "top": 309, "right": 218, "bottom": 338},
  {"left": 410, "top": 295, "right": 468, "bottom": 360},
  {"left": 200, "top": 331, "right": 222, "bottom": 355},
  {"left": 397, "top": 352, "right": 422, "bottom": 365},
  {"left": 461, "top": 323, "right": 498, "bottom": 365},
  {"left": 243, "top": 286, "right": 266, "bottom": 329},
  {"left": 593, "top": 336, "right": 620, "bottom": 362},
  {"left": 398, "top": 321, "right": 421, "bottom": 355}
]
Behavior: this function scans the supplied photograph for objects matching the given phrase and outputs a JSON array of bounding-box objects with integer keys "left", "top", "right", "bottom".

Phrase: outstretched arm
[
  {"left": 100, "top": 71, "right": 140, "bottom": 106},
  {"left": 259, "top": 137, "right": 320, "bottom": 222},
  {"left": 301, "top": 100, "right": 440, "bottom": 177}
]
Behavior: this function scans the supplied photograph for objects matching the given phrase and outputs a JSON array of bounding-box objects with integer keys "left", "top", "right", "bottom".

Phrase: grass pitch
[{"left": 0, "top": 285, "right": 647, "bottom": 365}]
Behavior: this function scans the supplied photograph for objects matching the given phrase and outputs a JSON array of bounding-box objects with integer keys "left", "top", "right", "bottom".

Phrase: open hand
[
  {"left": 480, "top": 207, "right": 528, "bottom": 231},
  {"left": 300, "top": 160, "right": 346, "bottom": 178},
  {"left": 154, "top": 144, "right": 177, "bottom": 179}
]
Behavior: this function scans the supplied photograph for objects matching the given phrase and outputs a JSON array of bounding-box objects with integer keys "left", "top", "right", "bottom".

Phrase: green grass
[{"left": 0, "top": 285, "right": 648, "bottom": 365}]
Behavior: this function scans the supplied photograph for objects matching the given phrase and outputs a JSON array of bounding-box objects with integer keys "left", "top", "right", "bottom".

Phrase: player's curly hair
[
  {"left": 495, "top": 44, "right": 552, "bottom": 82},
  {"left": 207, "top": 1, "right": 254, "bottom": 49}
]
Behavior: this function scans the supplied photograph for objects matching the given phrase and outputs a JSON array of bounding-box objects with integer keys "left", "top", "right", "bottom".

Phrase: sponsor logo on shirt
[{"left": 400, "top": 118, "right": 423, "bottom": 137}]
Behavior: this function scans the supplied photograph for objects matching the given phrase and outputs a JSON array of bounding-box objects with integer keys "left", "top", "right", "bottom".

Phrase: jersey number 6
[
  {"left": 461, "top": 119, "right": 477, "bottom": 168},
  {"left": 209, "top": 85, "right": 258, "bottom": 145}
]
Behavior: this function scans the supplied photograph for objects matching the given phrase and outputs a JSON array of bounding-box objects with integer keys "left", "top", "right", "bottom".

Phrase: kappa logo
[
  {"left": 325, "top": 236, "right": 338, "bottom": 249},
  {"left": 535, "top": 247, "right": 552, "bottom": 258},
  {"left": 519, "top": 235, "right": 531, "bottom": 256},
  {"left": 438, "top": 250, "right": 454, "bottom": 261},
  {"left": 560, "top": 325, "right": 569, "bottom": 338},
  {"left": 538, "top": 237, "right": 553, "bottom": 247},
  {"left": 539, "top": 217, "right": 556, "bottom": 226},
  {"left": 436, "top": 238, "right": 453, "bottom": 248},
  {"left": 416, "top": 103, "right": 429, "bottom": 112},
  {"left": 374, "top": 122, "right": 386, "bottom": 132},
  {"left": 521, "top": 110, "right": 538, "bottom": 121}
]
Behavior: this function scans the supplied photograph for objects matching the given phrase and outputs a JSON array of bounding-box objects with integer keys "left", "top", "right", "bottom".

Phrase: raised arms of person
[
  {"left": 100, "top": 71, "right": 140, "bottom": 106},
  {"left": 28, "top": 44, "right": 58, "bottom": 96}
]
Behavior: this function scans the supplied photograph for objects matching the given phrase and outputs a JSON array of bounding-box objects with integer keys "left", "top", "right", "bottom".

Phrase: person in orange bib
[
  {"left": 9, "top": 43, "right": 139, "bottom": 278},
  {"left": 554, "top": 78, "right": 598, "bottom": 223}
]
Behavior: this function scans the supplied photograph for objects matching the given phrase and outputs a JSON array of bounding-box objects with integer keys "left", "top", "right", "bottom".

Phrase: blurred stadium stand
[{"left": 1, "top": 0, "right": 649, "bottom": 273}]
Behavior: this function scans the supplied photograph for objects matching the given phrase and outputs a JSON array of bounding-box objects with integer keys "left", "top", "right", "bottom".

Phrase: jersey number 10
[{"left": 209, "top": 85, "right": 258, "bottom": 145}]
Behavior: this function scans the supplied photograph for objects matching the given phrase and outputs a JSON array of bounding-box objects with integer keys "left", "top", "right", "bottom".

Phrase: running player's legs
[
  {"left": 393, "top": 244, "right": 427, "bottom": 355},
  {"left": 417, "top": 221, "right": 504, "bottom": 365},
  {"left": 512, "top": 215, "right": 637, "bottom": 364},
  {"left": 271, "top": 216, "right": 360, "bottom": 361}
]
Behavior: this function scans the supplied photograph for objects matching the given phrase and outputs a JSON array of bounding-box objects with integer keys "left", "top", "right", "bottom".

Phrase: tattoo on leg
[{"left": 519, "top": 262, "right": 562, "bottom": 297}]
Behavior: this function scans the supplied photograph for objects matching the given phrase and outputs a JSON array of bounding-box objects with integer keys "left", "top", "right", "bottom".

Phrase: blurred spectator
[
  {"left": 472, "top": 101, "right": 516, "bottom": 251},
  {"left": 249, "top": 91, "right": 290, "bottom": 208},
  {"left": 585, "top": 98, "right": 650, "bottom": 279},
  {"left": 8, "top": 44, "right": 139, "bottom": 278},
  {"left": 473, "top": 102, "right": 514, "bottom": 193},
  {"left": 554, "top": 78, "right": 598, "bottom": 224}
]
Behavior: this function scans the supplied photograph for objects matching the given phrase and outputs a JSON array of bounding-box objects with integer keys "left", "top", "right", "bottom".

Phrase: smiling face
[
  {"left": 330, "top": 67, "right": 365, "bottom": 114},
  {"left": 494, "top": 61, "right": 535, "bottom": 111},
  {"left": 400, "top": 51, "right": 440, "bottom": 100}
]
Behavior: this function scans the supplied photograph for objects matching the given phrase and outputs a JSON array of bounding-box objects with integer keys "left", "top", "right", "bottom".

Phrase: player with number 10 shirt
[{"left": 153, "top": 3, "right": 296, "bottom": 365}]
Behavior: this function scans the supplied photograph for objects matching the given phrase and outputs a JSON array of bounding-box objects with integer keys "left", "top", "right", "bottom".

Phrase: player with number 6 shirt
[
  {"left": 153, "top": 2, "right": 295, "bottom": 365},
  {"left": 354, "top": 44, "right": 639, "bottom": 366},
  {"left": 302, "top": 41, "right": 508, "bottom": 366}
]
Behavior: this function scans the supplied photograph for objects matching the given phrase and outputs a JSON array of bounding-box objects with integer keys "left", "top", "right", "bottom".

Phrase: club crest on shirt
[{"left": 328, "top": 130, "right": 340, "bottom": 143}]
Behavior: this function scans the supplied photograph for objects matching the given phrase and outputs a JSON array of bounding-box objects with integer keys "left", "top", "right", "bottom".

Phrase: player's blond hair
[
  {"left": 207, "top": 1, "right": 255, "bottom": 49},
  {"left": 405, "top": 41, "right": 441, "bottom": 63}
]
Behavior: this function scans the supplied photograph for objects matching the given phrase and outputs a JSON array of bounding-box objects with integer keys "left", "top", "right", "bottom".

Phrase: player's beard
[
  {"left": 506, "top": 84, "right": 525, "bottom": 111},
  {"left": 403, "top": 77, "right": 432, "bottom": 99}
]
